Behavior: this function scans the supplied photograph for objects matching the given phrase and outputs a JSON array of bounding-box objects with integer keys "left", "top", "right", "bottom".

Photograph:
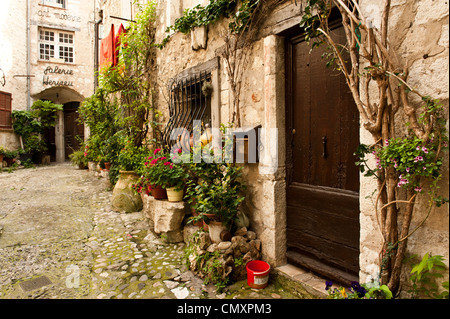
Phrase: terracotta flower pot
[
  {"left": 152, "top": 185, "right": 167, "bottom": 200},
  {"left": 202, "top": 213, "right": 217, "bottom": 231},
  {"left": 104, "top": 162, "right": 111, "bottom": 171},
  {"left": 190, "top": 209, "right": 203, "bottom": 227}
]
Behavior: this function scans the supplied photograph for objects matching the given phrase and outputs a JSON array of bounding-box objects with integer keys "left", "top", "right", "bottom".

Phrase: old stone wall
[
  {"left": 141, "top": 0, "right": 450, "bottom": 295},
  {"left": 358, "top": 0, "right": 449, "bottom": 295}
]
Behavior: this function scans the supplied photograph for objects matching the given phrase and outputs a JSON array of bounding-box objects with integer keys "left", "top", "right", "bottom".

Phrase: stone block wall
[
  {"left": 358, "top": 0, "right": 449, "bottom": 293},
  {"left": 152, "top": 0, "right": 448, "bottom": 294}
]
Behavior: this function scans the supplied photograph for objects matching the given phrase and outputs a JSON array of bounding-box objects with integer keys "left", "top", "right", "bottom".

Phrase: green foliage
[
  {"left": 141, "top": 148, "right": 188, "bottom": 190},
  {"left": 408, "top": 253, "right": 449, "bottom": 299},
  {"left": 185, "top": 145, "right": 246, "bottom": 229},
  {"left": 11, "top": 110, "right": 42, "bottom": 138},
  {"left": 115, "top": 133, "right": 151, "bottom": 172},
  {"left": 69, "top": 149, "right": 88, "bottom": 168},
  {"left": 0, "top": 145, "right": 8, "bottom": 156},
  {"left": 325, "top": 280, "right": 392, "bottom": 299},
  {"left": 157, "top": 0, "right": 261, "bottom": 48},
  {"left": 30, "top": 100, "right": 63, "bottom": 128},
  {"left": 11, "top": 100, "right": 61, "bottom": 157}
]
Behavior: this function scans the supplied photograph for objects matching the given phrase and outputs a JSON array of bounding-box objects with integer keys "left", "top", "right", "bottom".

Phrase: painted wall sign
[
  {"left": 42, "top": 76, "right": 74, "bottom": 87},
  {"left": 37, "top": 9, "right": 81, "bottom": 22},
  {"left": 42, "top": 66, "right": 74, "bottom": 87},
  {"left": 44, "top": 66, "right": 74, "bottom": 76}
]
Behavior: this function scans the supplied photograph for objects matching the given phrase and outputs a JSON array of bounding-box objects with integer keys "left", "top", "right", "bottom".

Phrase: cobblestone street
[{"left": 0, "top": 163, "right": 302, "bottom": 300}]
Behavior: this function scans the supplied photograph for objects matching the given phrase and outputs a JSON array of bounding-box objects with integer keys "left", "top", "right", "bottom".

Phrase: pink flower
[
  {"left": 148, "top": 156, "right": 153, "bottom": 160},
  {"left": 414, "top": 186, "right": 422, "bottom": 193},
  {"left": 422, "top": 147, "right": 428, "bottom": 153},
  {"left": 163, "top": 162, "right": 171, "bottom": 166},
  {"left": 385, "top": 139, "right": 389, "bottom": 146},
  {"left": 414, "top": 156, "right": 423, "bottom": 162},
  {"left": 144, "top": 162, "right": 149, "bottom": 166},
  {"left": 406, "top": 167, "right": 410, "bottom": 173},
  {"left": 154, "top": 148, "right": 161, "bottom": 155},
  {"left": 161, "top": 157, "right": 167, "bottom": 160},
  {"left": 151, "top": 159, "right": 158, "bottom": 165}
]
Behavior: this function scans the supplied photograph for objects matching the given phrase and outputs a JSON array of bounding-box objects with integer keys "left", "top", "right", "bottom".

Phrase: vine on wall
[{"left": 301, "top": 0, "right": 448, "bottom": 296}]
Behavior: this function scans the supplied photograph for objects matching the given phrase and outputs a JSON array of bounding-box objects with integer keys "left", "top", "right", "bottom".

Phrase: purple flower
[{"left": 325, "top": 281, "right": 333, "bottom": 290}]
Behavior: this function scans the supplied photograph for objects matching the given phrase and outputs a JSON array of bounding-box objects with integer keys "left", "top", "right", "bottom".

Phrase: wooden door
[
  {"left": 64, "top": 102, "right": 84, "bottom": 159},
  {"left": 285, "top": 23, "right": 360, "bottom": 285}
]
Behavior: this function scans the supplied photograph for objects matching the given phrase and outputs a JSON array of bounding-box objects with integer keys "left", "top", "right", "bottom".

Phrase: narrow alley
[{"left": 0, "top": 164, "right": 302, "bottom": 300}]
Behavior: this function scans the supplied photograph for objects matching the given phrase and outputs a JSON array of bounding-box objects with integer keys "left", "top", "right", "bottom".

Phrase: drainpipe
[
  {"left": 94, "top": 10, "right": 103, "bottom": 89},
  {"left": 26, "top": 0, "right": 31, "bottom": 110}
]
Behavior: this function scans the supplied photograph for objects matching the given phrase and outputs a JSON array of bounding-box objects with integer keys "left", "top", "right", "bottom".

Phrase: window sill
[
  {"left": 37, "top": 59, "right": 76, "bottom": 66},
  {"left": 38, "top": 3, "right": 67, "bottom": 11}
]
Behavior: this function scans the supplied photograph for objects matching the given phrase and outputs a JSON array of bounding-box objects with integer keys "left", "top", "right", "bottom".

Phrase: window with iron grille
[
  {"left": 161, "top": 71, "right": 212, "bottom": 149},
  {"left": 39, "top": 28, "right": 74, "bottom": 63},
  {"left": 0, "top": 91, "right": 12, "bottom": 130}
]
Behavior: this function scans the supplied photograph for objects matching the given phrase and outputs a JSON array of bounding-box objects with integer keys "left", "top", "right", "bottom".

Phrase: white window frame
[
  {"left": 39, "top": 28, "right": 75, "bottom": 64},
  {"left": 41, "top": 0, "right": 66, "bottom": 9}
]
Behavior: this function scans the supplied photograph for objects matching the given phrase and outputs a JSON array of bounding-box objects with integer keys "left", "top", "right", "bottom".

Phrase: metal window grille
[{"left": 161, "top": 71, "right": 212, "bottom": 150}]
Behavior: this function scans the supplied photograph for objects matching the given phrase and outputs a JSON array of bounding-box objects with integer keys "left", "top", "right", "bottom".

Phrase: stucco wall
[{"left": 0, "top": 0, "right": 96, "bottom": 152}]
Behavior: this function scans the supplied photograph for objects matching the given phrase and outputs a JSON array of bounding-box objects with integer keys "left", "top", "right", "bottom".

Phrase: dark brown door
[
  {"left": 64, "top": 102, "right": 84, "bottom": 159},
  {"left": 285, "top": 23, "right": 360, "bottom": 285}
]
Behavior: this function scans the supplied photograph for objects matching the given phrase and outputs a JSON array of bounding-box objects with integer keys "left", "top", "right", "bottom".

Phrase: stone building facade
[
  {"left": 0, "top": 0, "right": 97, "bottom": 162},
  {"left": 151, "top": 0, "right": 449, "bottom": 294}
]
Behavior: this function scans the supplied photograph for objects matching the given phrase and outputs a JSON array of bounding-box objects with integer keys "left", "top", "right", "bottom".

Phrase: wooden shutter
[{"left": 0, "top": 91, "right": 12, "bottom": 129}]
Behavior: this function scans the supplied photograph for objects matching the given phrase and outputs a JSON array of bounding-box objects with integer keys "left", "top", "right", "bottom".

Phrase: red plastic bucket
[{"left": 246, "top": 260, "right": 270, "bottom": 289}]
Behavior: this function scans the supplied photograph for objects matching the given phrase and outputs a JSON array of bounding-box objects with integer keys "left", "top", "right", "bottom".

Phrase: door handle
[{"left": 322, "top": 136, "right": 328, "bottom": 158}]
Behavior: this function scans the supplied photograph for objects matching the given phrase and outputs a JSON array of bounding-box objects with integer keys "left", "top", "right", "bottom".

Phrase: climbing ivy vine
[{"left": 156, "top": 0, "right": 261, "bottom": 49}]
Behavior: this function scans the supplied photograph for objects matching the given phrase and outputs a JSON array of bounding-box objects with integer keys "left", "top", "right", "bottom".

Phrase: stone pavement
[{"left": 0, "top": 163, "right": 306, "bottom": 300}]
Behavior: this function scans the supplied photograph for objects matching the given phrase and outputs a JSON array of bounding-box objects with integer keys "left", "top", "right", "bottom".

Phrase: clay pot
[
  {"left": 166, "top": 186, "right": 184, "bottom": 202},
  {"left": 111, "top": 170, "right": 143, "bottom": 213},
  {"left": 104, "top": 162, "right": 111, "bottom": 171},
  {"left": 190, "top": 209, "right": 203, "bottom": 227},
  {"left": 152, "top": 184, "right": 167, "bottom": 200},
  {"left": 208, "top": 220, "right": 228, "bottom": 243}
]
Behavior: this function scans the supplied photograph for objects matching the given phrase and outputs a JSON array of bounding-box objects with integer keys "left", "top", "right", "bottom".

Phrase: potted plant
[
  {"left": 0, "top": 145, "right": 7, "bottom": 163},
  {"left": 143, "top": 148, "right": 189, "bottom": 201},
  {"left": 111, "top": 134, "right": 150, "bottom": 213},
  {"left": 185, "top": 146, "right": 246, "bottom": 240},
  {"left": 69, "top": 149, "right": 88, "bottom": 169}
]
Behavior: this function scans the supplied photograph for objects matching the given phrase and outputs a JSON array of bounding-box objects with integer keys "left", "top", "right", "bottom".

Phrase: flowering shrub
[
  {"left": 325, "top": 280, "right": 392, "bottom": 299},
  {"left": 142, "top": 148, "right": 188, "bottom": 190},
  {"left": 375, "top": 135, "right": 447, "bottom": 193}
]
